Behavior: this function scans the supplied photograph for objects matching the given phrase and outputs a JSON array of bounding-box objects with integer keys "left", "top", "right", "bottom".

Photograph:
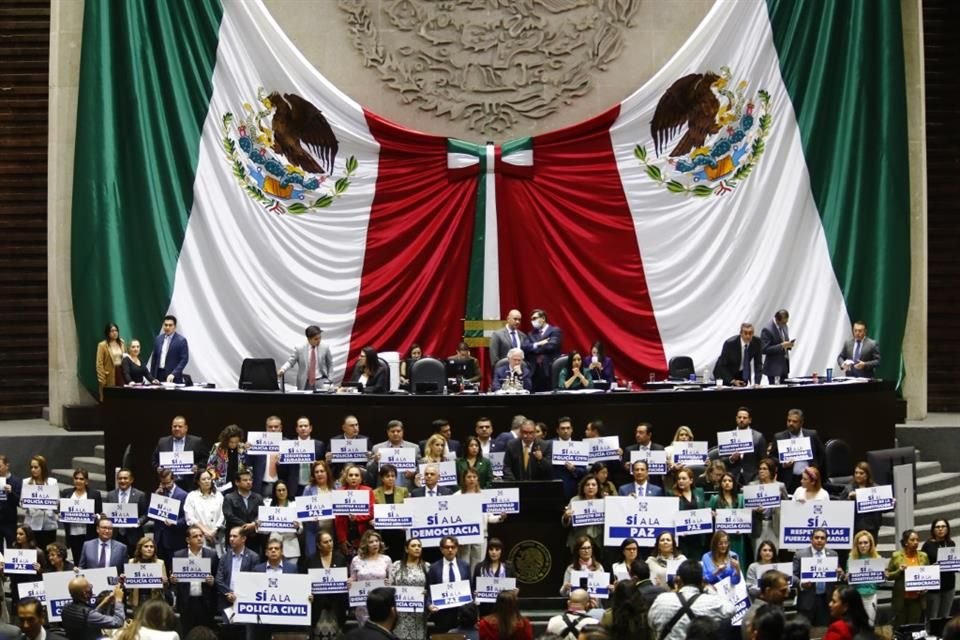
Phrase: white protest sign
[
  {"left": 570, "top": 570, "right": 610, "bottom": 597},
  {"left": 742, "top": 484, "right": 782, "bottom": 509},
  {"left": 777, "top": 437, "right": 813, "bottom": 464},
  {"left": 4, "top": 549, "right": 38, "bottom": 574},
  {"left": 406, "top": 494, "right": 483, "bottom": 546},
  {"left": 234, "top": 572, "right": 311, "bottom": 625},
  {"left": 481, "top": 487, "right": 520, "bottom": 515},
  {"left": 631, "top": 449, "right": 668, "bottom": 475},
  {"left": 159, "top": 451, "right": 195, "bottom": 476},
  {"left": 59, "top": 498, "right": 96, "bottom": 525},
  {"left": 937, "top": 547, "right": 960, "bottom": 573},
  {"left": 20, "top": 484, "right": 58, "bottom": 510},
  {"left": 799, "top": 555, "right": 839, "bottom": 582},
  {"left": 475, "top": 577, "right": 517, "bottom": 603},
  {"left": 331, "top": 489, "right": 371, "bottom": 516},
  {"left": 349, "top": 579, "right": 389, "bottom": 607},
  {"left": 171, "top": 556, "right": 212, "bottom": 582},
  {"left": 373, "top": 503, "right": 414, "bottom": 529},
  {"left": 294, "top": 492, "right": 334, "bottom": 521},
  {"left": 279, "top": 439, "right": 318, "bottom": 464},
  {"left": 308, "top": 567, "right": 349, "bottom": 594},
  {"left": 103, "top": 502, "right": 139, "bottom": 528},
  {"left": 905, "top": 565, "right": 940, "bottom": 592},
  {"left": 417, "top": 461, "right": 457, "bottom": 487},
  {"left": 753, "top": 562, "right": 793, "bottom": 582},
  {"left": 584, "top": 436, "right": 620, "bottom": 463},
  {"left": 855, "top": 485, "right": 895, "bottom": 513},
  {"left": 847, "top": 558, "right": 887, "bottom": 585},
  {"left": 378, "top": 447, "right": 417, "bottom": 472},
  {"left": 671, "top": 441, "right": 709, "bottom": 465},
  {"left": 571, "top": 499, "right": 605, "bottom": 527},
  {"left": 675, "top": 508, "right": 713, "bottom": 537},
  {"left": 714, "top": 577, "right": 751, "bottom": 625},
  {"left": 552, "top": 440, "right": 589, "bottom": 466},
  {"left": 603, "top": 496, "right": 678, "bottom": 546},
  {"left": 428, "top": 580, "right": 473, "bottom": 610},
  {"left": 329, "top": 438, "right": 368, "bottom": 464},
  {"left": 394, "top": 585, "right": 426, "bottom": 612},
  {"left": 717, "top": 429, "right": 754, "bottom": 456},
  {"left": 43, "top": 567, "right": 116, "bottom": 622},
  {"left": 246, "top": 431, "right": 282, "bottom": 455},
  {"left": 489, "top": 452, "right": 505, "bottom": 478},
  {"left": 123, "top": 562, "right": 164, "bottom": 588},
  {"left": 780, "top": 501, "right": 854, "bottom": 549},
  {"left": 257, "top": 505, "right": 298, "bottom": 533},
  {"left": 18, "top": 580, "right": 45, "bottom": 604},
  {"left": 147, "top": 492, "right": 181, "bottom": 525},
  {"left": 715, "top": 508, "right": 753, "bottom": 535}
]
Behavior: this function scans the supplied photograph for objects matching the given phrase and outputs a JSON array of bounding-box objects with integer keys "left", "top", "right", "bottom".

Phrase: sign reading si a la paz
[
  {"left": 234, "top": 573, "right": 311, "bottom": 625},
  {"left": 407, "top": 494, "right": 483, "bottom": 546},
  {"left": 604, "top": 496, "right": 678, "bottom": 546}
]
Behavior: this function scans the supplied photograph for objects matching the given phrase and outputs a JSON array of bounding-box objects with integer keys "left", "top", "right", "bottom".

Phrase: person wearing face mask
[{"left": 522, "top": 309, "right": 562, "bottom": 392}]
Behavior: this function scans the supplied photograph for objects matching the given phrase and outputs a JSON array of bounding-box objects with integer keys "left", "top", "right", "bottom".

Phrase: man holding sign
[
  {"left": 172, "top": 526, "right": 219, "bottom": 631},
  {"left": 792, "top": 528, "right": 840, "bottom": 626},
  {"left": 771, "top": 409, "right": 826, "bottom": 494},
  {"left": 426, "top": 536, "right": 471, "bottom": 633}
]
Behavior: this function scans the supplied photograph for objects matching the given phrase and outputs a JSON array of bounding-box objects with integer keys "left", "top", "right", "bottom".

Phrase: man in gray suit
[
  {"left": 792, "top": 528, "right": 840, "bottom": 626},
  {"left": 278, "top": 325, "right": 333, "bottom": 389},
  {"left": 489, "top": 309, "right": 526, "bottom": 366},
  {"left": 837, "top": 320, "right": 881, "bottom": 378},
  {"left": 761, "top": 309, "right": 794, "bottom": 383}
]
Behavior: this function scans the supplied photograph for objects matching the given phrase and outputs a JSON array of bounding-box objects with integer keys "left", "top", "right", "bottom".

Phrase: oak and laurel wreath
[
  {"left": 221, "top": 112, "right": 358, "bottom": 215},
  {"left": 634, "top": 89, "right": 772, "bottom": 197}
]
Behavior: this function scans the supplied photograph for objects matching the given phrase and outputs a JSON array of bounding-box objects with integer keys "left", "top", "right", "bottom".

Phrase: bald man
[{"left": 490, "top": 309, "right": 527, "bottom": 366}]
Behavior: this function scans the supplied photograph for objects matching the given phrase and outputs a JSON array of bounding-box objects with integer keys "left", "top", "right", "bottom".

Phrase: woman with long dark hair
[
  {"left": 456, "top": 436, "right": 493, "bottom": 489},
  {"left": 22, "top": 455, "right": 58, "bottom": 549},
  {"left": 824, "top": 585, "right": 872, "bottom": 640},
  {"left": 922, "top": 518, "right": 956, "bottom": 620},
  {"left": 843, "top": 461, "right": 882, "bottom": 543},
  {"left": 351, "top": 346, "right": 387, "bottom": 393},
  {"left": 709, "top": 471, "right": 747, "bottom": 561},
  {"left": 583, "top": 341, "right": 614, "bottom": 384},
  {"left": 478, "top": 590, "right": 532, "bottom": 640},
  {"left": 302, "top": 460, "right": 335, "bottom": 558},
  {"left": 307, "top": 531, "right": 349, "bottom": 631},
  {"left": 701, "top": 530, "right": 742, "bottom": 585},
  {"left": 558, "top": 351, "right": 593, "bottom": 389},
  {"left": 472, "top": 538, "right": 514, "bottom": 616},
  {"left": 60, "top": 467, "right": 101, "bottom": 565},
  {"left": 95, "top": 322, "right": 124, "bottom": 399},
  {"left": 9, "top": 525, "right": 46, "bottom": 610},
  {"left": 205, "top": 424, "right": 248, "bottom": 490},
  {"left": 389, "top": 538, "right": 429, "bottom": 640}
]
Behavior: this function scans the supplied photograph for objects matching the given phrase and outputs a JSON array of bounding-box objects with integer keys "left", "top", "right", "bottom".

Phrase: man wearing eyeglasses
[{"left": 426, "top": 536, "right": 471, "bottom": 633}]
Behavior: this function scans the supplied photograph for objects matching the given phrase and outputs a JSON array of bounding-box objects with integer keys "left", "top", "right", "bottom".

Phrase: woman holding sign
[
  {"left": 302, "top": 460, "right": 335, "bottom": 559},
  {"left": 561, "top": 474, "right": 604, "bottom": 553},
  {"left": 307, "top": 531, "right": 349, "bottom": 630},
  {"left": 674, "top": 466, "right": 707, "bottom": 559},
  {"left": 205, "top": 424, "right": 249, "bottom": 491},
  {"left": 709, "top": 472, "right": 747, "bottom": 561},
  {"left": 390, "top": 537, "right": 429, "bottom": 640},
  {"left": 61, "top": 467, "right": 101, "bottom": 567},
  {"left": 127, "top": 537, "right": 171, "bottom": 612},
  {"left": 455, "top": 468, "right": 505, "bottom": 568},
  {"left": 183, "top": 470, "right": 224, "bottom": 553},
  {"left": 842, "top": 462, "right": 882, "bottom": 544},
  {"left": 791, "top": 466, "right": 829, "bottom": 504},
  {"left": 456, "top": 436, "right": 493, "bottom": 489},
  {"left": 22, "top": 455, "right": 58, "bottom": 550},
  {"left": 335, "top": 465, "right": 374, "bottom": 557},
  {"left": 847, "top": 531, "right": 882, "bottom": 626},
  {"left": 922, "top": 519, "right": 956, "bottom": 620},
  {"left": 349, "top": 530, "right": 392, "bottom": 625},
  {"left": 7, "top": 525, "right": 46, "bottom": 612},
  {"left": 664, "top": 426, "right": 695, "bottom": 494},
  {"left": 473, "top": 538, "right": 514, "bottom": 617},
  {"left": 647, "top": 531, "right": 686, "bottom": 588},
  {"left": 885, "top": 529, "right": 929, "bottom": 625},
  {"left": 749, "top": 458, "right": 789, "bottom": 556},
  {"left": 560, "top": 534, "right": 607, "bottom": 599}
]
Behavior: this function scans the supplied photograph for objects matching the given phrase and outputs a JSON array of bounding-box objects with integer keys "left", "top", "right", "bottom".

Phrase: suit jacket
[
  {"left": 222, "top": 491, "right": 265, "bottom": 531},
  {"left": 344, "top": 620, "right": 400, "bottom": 640},
  {"left": 719, "top": 428, "right": 768, "bottom": 485},
  {"left": 351, "top": 366, "right": 389, "bottom": 393},
  {"left": 149, "top": 331, "right": 189, "bottom": 382},
  {"left": 617, "top": 482, "right": 664, "bottom": 497},
  {"left": 502, "top": 438, "right": 551, "bottom": 481},
  {"left": 760, "top": 318, "right": 791, "bottom": 380},
  {"left": 247, "top": 438, "right": 326, "bottom": 493},
  {"left": 253, "top": 560, "right": 299, "bottom": 574},
  {"left": 492, "top": 431, "right": 518, "bottom": 451},
  {"left": 491, "top": 363, "right": 532, "bottom": 391},
  {"left": 490, "top": 327, "right": 527, "bottom": 366},
  {"left": 426, "top": 557, "right": 473, "bottom": 588},
  {"left": 713, "top": 335, "right": 763, "bottom": 385},
  {"left": 0, "top": 474, "right": 23, "bottom": 530},
  {"left": 837, "top": 337, "right": 881, "bottom": 377},
  {"left": 152, "top": 434, "right": 207, "bottom": 490},
  {"left": 172, "top": 546, "right": 219, "bottom": 610},
  {"left": 60, "top": 488, "right": 103, "bottom": 540},
  {"left": 771, "top": 428, "right": 826, "bottom": 475},
  {"left": 550, "top": 439, "right": 586, "bottom": 498},
  {"left": 77, "top": 538, "right": 127, "bottom": 570},
  {"left": 215, "top": 547, "right": 260, "bottom": 610},
  {"left": 522, "top": 324, "right": 562, "bottom": 379},
  {"left": 410, "top": 485, "right": 453, "bottom": 498},
  {"left": 792, "top": 546, "right": 838, "bottom": 611},
  {"left": 622, "top": 442, "right": 666, "bottom": 487},
  {"left": 152, "top": 485, "right": 189, "bottom": 557},
  {"left": 104, "top": 487, "right": 149, "bottom": 545},
  {"left": 282, "top": 341, "right": 334, "bottom": 389}
]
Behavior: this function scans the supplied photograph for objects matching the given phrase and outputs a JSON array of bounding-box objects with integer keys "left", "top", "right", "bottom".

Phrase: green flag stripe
[
  {"left": 72, "top": 0, "right": 224, "bottom": 394},
  {"left": 447, "top": 139, "right": 488, "bottom": 326},
  {"left": 766, "top": 0, "right": 910, "bottom": 383}
]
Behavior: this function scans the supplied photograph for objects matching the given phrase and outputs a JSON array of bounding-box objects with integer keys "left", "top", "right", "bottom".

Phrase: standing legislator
[
  {"left": 522, "top": 308, "right": 562, "bottom": 392},
  {"left": 150, "top": 314, "right": 189, "bottom": 383},
  {"left": 837, "top": 320, "right": 881, "bottom": 378},
  {"left": 713, "top": 323, "right": 762, "bottom": 386},
  {"left": 761, "top": 309, "right": 794, "bottom": 383},
  {"left": 489, "top": 309, "right": 527, "bottom": 366},
  {"left": 278, "top": 325, "right": 333, "bottom": 389}
]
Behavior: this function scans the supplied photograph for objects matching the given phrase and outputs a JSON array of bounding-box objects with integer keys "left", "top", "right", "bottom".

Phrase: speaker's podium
[{"left": 488, "top": 480, "right": 568, "bottom": 597}]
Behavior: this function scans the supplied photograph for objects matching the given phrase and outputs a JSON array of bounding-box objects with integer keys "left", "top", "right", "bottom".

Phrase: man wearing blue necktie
[
  {"left": 837, "top": 320, "right": 881, "bottom": 378},
  {"left": 713, "top": 323, "right": 763, "bottom": 386},
  {"left": 793, "top": 528, "right": 839, "bottom": 626},
  {"left": 489, "top": 309, "right": 528, "bottom": 367}
]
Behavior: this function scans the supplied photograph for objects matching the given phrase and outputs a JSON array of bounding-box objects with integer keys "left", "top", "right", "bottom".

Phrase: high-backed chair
[
  {"left": 551, "top": 355, "right": 570, "bottom": 389},
  {"left": 667, "top": 356, "right": 695, "bottom": 380},
  {"left": 409, "top": 357, "right": 446, "bottom": 394},
  {"left": 239, "top": 358, "right": 278, "bottom": 391}
]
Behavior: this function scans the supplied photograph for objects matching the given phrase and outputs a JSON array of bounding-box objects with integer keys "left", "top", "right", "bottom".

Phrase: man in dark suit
[
  {"left": 16, "top": 596, "right": 69, "bottom": 640},
  {"left": 149, "top": 314, "right": 189, "bottom": 383},
  {"left": 153, "top": 468, "right": 189, "bottom": 569},
  {"left": 761, "top": 309, "right": 794, "bottom": 383},
  {"left": 617, "top": 461, "right": 664, "bottom": 497},
  {"left": 792, "top": 528, "right": 838, "bottom": 626},
  {"left": 419, "top": 419, "right": 460, "bottom": 460},
  {"left": 489, "top": 309, "right": 527, "bottom": 367},
  {"left": 171, "top": 526, "right": 220, "bottom": 632},
  {"left": 720, "top": 407, "right": 768, "bottom": 485},
  {"left": 344, "top": 587, "right": 399, "bottom": 640},
  {"left": 713, "top": 323, "right": 763, "bottom": 386},
  {"left": 492, "top": 415, "right": 525, "bottom": 451},
  {"left": 474, "top": 417, "right": 502, "bottom": 458},
  {"left": 286, "top": 416, "right": 328, "bottom": 495},
  {"left": 0, "top": 455, "right": 23, "bottom": 547},
  {"left": 152, "top": 415, "right": 206, "bottom": 491},
  {"left": 409, "top": 464, "right": 453, "bottom": 498},
  {"left": 222, "top": 470, "right": 264, "bottom": 555},
  {"left": 502, "top": 419, "right": 551, "bottom": 481},
  {"left": 250, "top": 415, "right": 285, "bottom": 498},
  {"left": 551, "top": 417, "right": 586, "bottom": 499},
  {"left": 621, "top": 422, "right": 666, "bottom": 488},
  {"left": 491, "top": 348, "right": 532, "bottom": 392},
  {"left": 77, "top": 516, "right": 127, "bottom": 570},
  {"left": 837, "top": 320, "right": 881, "bottom": 378},
  {"left": 770, "top": 408, "right": 827, "bottom": 493},
  {"left": 104, "top": 468, "right": 148, "bottom": 550},
  {"left": 215, "top": 526, "right": 260, "bottom": 614},
  {"left": 253, "top": 539, "right": 300, "bottom": 573},
  {"left": 426, "top": 536, "right": 472, "bottom": 634},
  {"left": 522, "top": 308, "right": 562, "bottom": 392}
]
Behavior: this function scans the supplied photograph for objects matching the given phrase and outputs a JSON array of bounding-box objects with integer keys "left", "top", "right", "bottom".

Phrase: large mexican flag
[{"left": 72, "top": 0, "right": 909, "bottom": 393}]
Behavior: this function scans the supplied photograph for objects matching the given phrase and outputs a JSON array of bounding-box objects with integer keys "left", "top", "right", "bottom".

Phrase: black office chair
[
  {"left": 551, "top": 355, "right": 570, "bottom": 389},
  {"left": 825, "top": 438, "right": 853, "bottom": 485},
  {"left": 410, "top": 357, "right": 446, "bottom": 394},
  {"left": 667, "top": 356, "right": 695, "bottom": 380},
  {"left": 239, "top": 358, "right": 279, "bottom": 391}
]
